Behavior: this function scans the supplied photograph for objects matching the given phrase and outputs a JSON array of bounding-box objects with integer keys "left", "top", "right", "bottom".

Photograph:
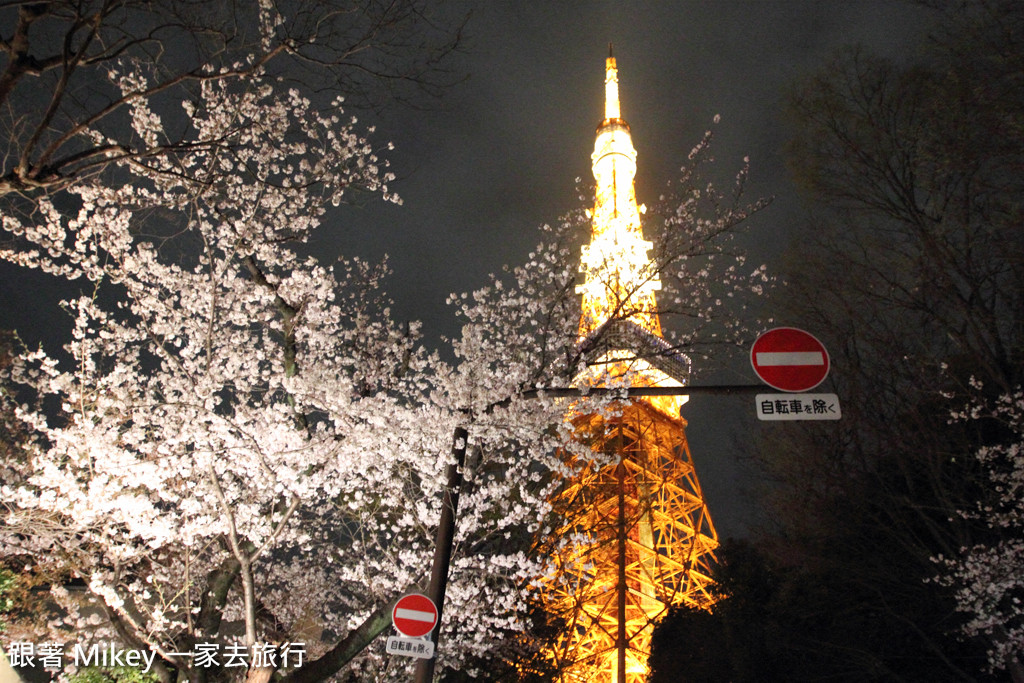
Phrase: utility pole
[{"left": 413, "top": 426, "right": 469, "bottom": 683}]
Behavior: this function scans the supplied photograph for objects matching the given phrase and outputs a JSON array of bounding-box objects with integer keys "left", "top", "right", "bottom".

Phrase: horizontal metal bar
[{"left": 518, "top": 384, "right": 763, "bottom": 399}]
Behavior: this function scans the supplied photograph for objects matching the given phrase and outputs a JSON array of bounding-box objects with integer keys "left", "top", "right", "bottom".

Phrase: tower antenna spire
[{"left": 604, "top": 45, "right": 620, "bottom": 121}]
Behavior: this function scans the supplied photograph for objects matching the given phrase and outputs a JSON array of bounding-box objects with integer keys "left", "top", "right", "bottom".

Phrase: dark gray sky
[
  {"left": 329, "top": 1, "right": 936, "bottom": 334},
  {"left": 0, "top": 1, "right": 940, "bottom": 536}
]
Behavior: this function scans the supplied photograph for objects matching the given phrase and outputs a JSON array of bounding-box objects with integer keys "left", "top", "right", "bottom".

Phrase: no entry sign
[
  {"left": 392, "top": 593, "right": 438, "bottom": 638},
  {"left": 751, "top": 327, "right": 830, "bottom": 393}
]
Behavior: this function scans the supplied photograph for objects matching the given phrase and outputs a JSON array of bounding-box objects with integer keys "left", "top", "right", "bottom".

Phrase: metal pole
[
  {"left": 517, "top": 384, "right": 762, "bottom": 400},
  {"left": 616, "top": 447, "right": 627, "bottom": 683},
  {"left": 414, "top": 426, "right": 469, "bottom": 683}
]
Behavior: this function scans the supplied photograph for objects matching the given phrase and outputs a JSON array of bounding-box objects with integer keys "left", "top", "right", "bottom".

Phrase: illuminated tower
[{"left": 539, "top": 50, "right": 719, "bottom": 683}]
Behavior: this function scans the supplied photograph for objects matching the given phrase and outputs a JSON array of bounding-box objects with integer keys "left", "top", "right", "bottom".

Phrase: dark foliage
[{"left": 652, "top": 1, "right": 1024, "bottom": 681}]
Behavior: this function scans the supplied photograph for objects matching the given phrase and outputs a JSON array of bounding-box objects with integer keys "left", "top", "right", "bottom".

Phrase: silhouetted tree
[
  {"left": 650, "top": 540, "right": 785, "bottom": 683},
  {"left": 752, "top": 0, "right": 1024, "bottom": 680}
]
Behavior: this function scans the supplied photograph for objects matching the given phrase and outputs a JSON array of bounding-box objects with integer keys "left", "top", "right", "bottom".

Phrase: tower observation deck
[{"left": 536, "top": 50, "right": 719, "bottom": 683}]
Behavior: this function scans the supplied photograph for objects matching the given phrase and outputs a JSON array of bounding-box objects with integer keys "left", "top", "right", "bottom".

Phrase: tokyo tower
[{"left": 537, "top": 50, "right": 719, "bottom": 683}]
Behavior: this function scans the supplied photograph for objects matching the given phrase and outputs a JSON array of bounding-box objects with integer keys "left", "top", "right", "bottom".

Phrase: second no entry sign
[{"left": 392, "top": 594, "right": 438, "bottom": 638}]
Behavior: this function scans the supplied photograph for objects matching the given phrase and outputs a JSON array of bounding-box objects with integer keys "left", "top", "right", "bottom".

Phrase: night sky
[{"left": 0, "top": 1, "right": 940, "bottom": 536}]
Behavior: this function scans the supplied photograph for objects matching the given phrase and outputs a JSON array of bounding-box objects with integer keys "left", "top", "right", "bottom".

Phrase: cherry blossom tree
[
  {"left": 2, "top": 55, "right": 418, "bottom": 680},
  {"left": 0, "top": 74, "right": 572, "bottom": 683},
  {"left": 0, "top": 2, "right": 530, "bottom": 682},
  {"left": 0, "top": 110, "right": 768, "bottom": 683},
  {"left": 0, "top": 4, "right": 771, "bottom": 679},
  {"left": 937, "top": 388, "right": 1024, "bottom": 682}
]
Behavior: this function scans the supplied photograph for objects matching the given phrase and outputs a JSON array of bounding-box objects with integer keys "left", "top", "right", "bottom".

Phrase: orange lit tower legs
[{"left": 539, "top": 50, "right": 719, "bottom": 683}]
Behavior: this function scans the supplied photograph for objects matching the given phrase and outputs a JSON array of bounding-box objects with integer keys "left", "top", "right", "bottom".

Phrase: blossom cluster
[{"left": 935, "top": 388, "right": 1024, "bottom": 674}]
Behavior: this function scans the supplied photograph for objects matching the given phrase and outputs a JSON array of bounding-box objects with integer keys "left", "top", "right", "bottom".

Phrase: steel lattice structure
[
  {"left": 535, "top": 50, "right": 719, "bottom": 683},
  {"left": 540, "top": 402, "right": 718, "bottom": 682}
]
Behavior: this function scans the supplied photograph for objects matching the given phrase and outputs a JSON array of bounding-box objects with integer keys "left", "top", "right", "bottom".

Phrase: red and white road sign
[
  {"left": 751, "top": 327, "right": 830, "bottom": 393},
  {"left": 392, "top": 594, "right": 438, "bottom": 638}
]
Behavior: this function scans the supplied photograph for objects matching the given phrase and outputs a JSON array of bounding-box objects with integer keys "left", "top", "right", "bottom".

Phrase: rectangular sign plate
[
  {"left": 756, "top": 393, "right": 841, "bottom": 421},
  {"left": 386, "top": 636, "right": 434, "bottom": 660}
]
